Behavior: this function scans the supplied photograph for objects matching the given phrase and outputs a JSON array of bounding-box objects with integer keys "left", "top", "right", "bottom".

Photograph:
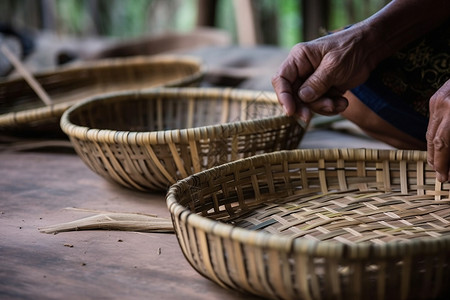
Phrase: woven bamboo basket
[
  {"left": 60, "top": 88, "right": 306, "bottom": 191},
  {"left": 166, "top": 148, "right": 450, "bottom": 300},
  {"left": 0, "top": 55, "right": 203, "bottom": 134}
]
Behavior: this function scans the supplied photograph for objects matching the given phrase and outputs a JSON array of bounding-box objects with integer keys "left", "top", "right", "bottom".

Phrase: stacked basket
[{"left": 0, "top": 55, "right": 204, "bottom": 134}]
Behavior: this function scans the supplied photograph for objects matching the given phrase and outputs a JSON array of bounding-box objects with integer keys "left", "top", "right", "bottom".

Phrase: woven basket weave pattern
[
  {"left": 0, "top": 56, "right": 203, "bottom": 131},
  {"left": 167, "top": 149, "right": 450, "bottom": 300},
  {"left": 62, "top": 88, "right": 305, "bottom": 191}
]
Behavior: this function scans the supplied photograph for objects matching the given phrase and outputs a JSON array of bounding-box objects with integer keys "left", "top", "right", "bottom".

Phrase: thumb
[{"left": 298, "top": 67, "right": 334, "bottom": 103}]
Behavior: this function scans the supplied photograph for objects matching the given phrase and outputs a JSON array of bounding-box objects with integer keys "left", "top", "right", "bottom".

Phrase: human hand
[
  {"left": 272, "top": 25, "right": 377, "bottom": 123},
  {"left": 427, "top": 79, "right": 450, "bottom": 182}
]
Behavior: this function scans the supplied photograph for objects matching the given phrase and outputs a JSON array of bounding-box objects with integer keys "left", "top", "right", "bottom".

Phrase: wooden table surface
[{"left": 0, "top": 148, "right": 264, "bottom": 300}]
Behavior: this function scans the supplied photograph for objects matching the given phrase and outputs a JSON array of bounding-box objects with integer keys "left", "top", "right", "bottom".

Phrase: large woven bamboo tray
[
  {"left": 60, "top": 88, "right": 306, "bottom": 191},
  {"left": 0, "top": 55, "right": 203, "bottom": 134},
  {"left": 166, "top": 148, "right": 450, "bottom": 300}
]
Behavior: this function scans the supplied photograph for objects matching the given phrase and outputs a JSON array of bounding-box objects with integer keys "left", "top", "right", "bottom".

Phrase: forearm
[{"left": 357, "top": 0, "right": 450, "bottom": 66}]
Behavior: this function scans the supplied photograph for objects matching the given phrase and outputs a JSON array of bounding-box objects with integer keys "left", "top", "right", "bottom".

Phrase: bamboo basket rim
[
  {"left": 167, "top": 148, "right": 450, "bottom": 259},
  {"left": 0, "top": 55, "right": 205, "bottom": 129},
  {"left": 60, "top": 87, "right": 304, "bottom": 145}
]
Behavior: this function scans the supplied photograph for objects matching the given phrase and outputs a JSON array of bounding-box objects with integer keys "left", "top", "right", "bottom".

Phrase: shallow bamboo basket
[
  {"left": 61, "top": 88, "right": 306, "bottom": 191},
  {"left": 0, "top": 55, "right": 203, "bottom": 134},
  {"left": 166, "top": 148, "right": 450, "bottom": 300}
]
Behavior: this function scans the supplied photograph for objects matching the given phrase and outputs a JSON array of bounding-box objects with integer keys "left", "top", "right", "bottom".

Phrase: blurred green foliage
[
  {"left": 0, "top": 0, "right": 390, "bottom": 47},
  {"left": 279, "top": 0, "right": 302, "bottom": 47}
]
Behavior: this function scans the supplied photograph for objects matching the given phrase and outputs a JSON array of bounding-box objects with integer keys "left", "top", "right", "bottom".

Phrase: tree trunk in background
[
  {"left": 302, "top": 0, "right": 329, "bottom": 41},
  {"left": 40, "top": 0, "right": 56, "bottom": 31},
  {"left": 254, "top": 0, "right": 279, "bottom": 45},
  {"left": 0, "top": 0, "right": 42, "bottom": 29},
  {"left": 197, "top": 0, "right": 218, "bottom": 27},
  {"left": 232, "top": 0, "right": 261, "bottom": 46}
]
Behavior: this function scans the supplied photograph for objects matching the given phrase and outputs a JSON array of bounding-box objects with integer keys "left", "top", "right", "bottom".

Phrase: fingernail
[
  {"left": 282, "top": 105, "right": 288, "bottom": 115},
  {"left": 299, "top": 106, "right": 311, "bottom": 124},
  {"left": 335, "top": 102, "right": 348, "bottom": 112},
  {"left": 299, "top": 86, "right": 315, "bottom": 102},
  {"left": 321, "top": 106, "right": 333, "bottom": 113},
  {"left": 436, "top": 172, "right": 443, "bottom": 182}
]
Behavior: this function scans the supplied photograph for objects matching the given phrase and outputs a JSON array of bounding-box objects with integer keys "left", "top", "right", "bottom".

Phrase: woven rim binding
[{"left": 60, "top": 87, "right": 306, "bottom": 145}]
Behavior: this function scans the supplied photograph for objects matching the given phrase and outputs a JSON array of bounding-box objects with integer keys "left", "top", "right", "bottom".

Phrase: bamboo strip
[
  {"left": 39, "top": 212, "right": 173, "bottom": 234},
  {"left": 1, "top": 45, "right": 52, "bottom": 106}
]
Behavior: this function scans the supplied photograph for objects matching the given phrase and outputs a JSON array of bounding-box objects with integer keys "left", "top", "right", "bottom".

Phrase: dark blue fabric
[
  {"left": 349, "top": 19, "right": 450, "bottom": 143},
  {"left": 351, "top": 79, "right": 429, "bottom": 142}
]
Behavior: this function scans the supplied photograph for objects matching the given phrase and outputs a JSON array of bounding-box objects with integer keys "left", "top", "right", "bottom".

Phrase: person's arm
[
  {"left": 362, "top": 0, "right": 450, "bottom": 66},
  {"left": 272, "top": 0, "right": 450, "bottom": 122}
]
